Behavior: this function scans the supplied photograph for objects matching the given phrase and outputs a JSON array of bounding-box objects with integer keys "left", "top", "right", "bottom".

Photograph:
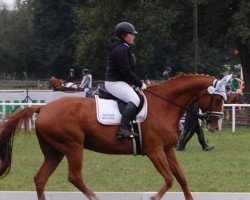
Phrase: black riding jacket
[
  {"left": 65, "top": 72, "right": 75, "bottom": 83},
  {"left": 105, "top": 39, "right": 143, "bottom": 88}
]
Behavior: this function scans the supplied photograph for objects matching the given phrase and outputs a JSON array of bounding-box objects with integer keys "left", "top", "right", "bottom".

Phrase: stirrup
[
  {"left": 117, "top": 132, "right": 139, "bottom": 139},
  {"left": 117, "top": 128, "right": 139, "bottom": 139}
]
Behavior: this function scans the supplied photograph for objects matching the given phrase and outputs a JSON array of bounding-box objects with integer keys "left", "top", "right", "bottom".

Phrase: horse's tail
[{"left": 0, "top": 106, "right": 40, "bottom": 179}]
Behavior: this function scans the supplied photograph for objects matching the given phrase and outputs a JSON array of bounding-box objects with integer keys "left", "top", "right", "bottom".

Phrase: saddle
[
  {"left": 94, "top": 84, "right": 148, "bottom": 125},
  {"left": 92, "top": 85, "right": 146, "bottom": 155}
]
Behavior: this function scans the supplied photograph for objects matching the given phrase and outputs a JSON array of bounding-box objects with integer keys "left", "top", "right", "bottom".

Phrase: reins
[
  {"left": 144, "top": 89, "right": 189, "bottom": 112},
  {"left": 144, "top": 89, "right": 223, "bottom": 123}
]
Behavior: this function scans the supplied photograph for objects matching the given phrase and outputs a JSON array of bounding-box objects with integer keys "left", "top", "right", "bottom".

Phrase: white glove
[{"left": 141, "top": 83, "right": 147, "bottom": 90}]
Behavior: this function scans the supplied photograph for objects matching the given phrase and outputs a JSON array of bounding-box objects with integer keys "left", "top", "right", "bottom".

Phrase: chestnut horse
[
  {"left": 226, "top": 89, "right": 244, "bottom": 104},
  {"left": 0, "top": 74, "right": 231, "bottom": 200},
  {"left": 48, "top": 76, "right": 81, "bottom": 91},
  {"left": 224, "top": 89, "right": 244, "bottom": 121}
]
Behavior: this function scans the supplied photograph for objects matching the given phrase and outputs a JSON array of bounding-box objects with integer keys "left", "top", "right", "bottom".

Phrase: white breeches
[
  {"left": 65, "top": 82, "right": 77, "bottom": 89},
  {"left": 105, "top": 81, "right": 140, "bottom": 107}
]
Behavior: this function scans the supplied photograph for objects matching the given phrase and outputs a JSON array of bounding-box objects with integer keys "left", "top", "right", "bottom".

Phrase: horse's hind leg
[
  {"left": 34, "top": 135, "right": 64, "bottom": 200},
  {"left": 165, "top": 148, "right": 194, "bottom": 200},
  {"left": 147, "top": 148, "right": 174, "bottom": 200},
  {"left": 65, "top": 141, "right": 99, "bottom": 200}
]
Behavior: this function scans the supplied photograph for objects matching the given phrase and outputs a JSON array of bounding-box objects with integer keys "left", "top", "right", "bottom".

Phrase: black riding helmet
[{"left": 115, "top": 22, "right": 138, "bottom": 38}]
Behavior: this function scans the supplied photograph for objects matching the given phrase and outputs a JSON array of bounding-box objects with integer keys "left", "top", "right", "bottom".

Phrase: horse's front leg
[
  {"left": 147, "top": 148, "right": 174, "bottom": 200},
  {"left": 65, "top": 141, "right": 99, "bottom": 200},
  {"left": 165, "top": 148, "right": 194, "bottom": 200}
]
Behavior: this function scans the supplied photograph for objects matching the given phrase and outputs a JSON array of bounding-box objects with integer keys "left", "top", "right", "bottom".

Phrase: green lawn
[{"left": 0, "top": 127, "right": 249, "bottom": 192}]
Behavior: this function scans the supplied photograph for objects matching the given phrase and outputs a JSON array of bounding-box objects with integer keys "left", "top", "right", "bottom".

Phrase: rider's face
[{"left": 124, "top": 33, "right": 135, "bottom": 45}]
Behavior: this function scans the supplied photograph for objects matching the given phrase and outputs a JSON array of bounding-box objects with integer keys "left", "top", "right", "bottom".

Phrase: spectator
[
  {"left": 231, "top": 76, "right": 245, "bottom": 92},
  {"left": 162, "top": 67, "right": 171, "bottom": 80},
  {"left": 240, "top": 81, "right": 245, "bottom": 91},
  {"left": 80, "top": 68, "right": 92, "bottom": 91},
  {"left": 230, "top": 76, "right": 240, "bottom": 92},
  {"left": 176, "top": 102, "right": 214, "bottom": 151}
]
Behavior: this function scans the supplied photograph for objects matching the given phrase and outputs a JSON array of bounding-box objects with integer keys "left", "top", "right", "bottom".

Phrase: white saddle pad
[{"left": 95, "top": 93, "right": 148, "bottom": 125}]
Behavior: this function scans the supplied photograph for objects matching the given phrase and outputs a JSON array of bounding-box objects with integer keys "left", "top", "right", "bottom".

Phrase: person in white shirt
[{"left": 80, "top": 68, "right": 92, "bottom": 91}]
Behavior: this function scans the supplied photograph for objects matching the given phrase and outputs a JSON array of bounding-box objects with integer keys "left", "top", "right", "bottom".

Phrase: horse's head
[
  {"left": 47, "top": 76, "right": 64, "bottom": 91},
  {"left": 146, "top": 73, "right": 233, "bottom": 133},
  {"left": 196, "top": 74, "right": 232, "bottom": 132},
  {"left": 48, "top": 77, "right": 56, "bottom": 90}
]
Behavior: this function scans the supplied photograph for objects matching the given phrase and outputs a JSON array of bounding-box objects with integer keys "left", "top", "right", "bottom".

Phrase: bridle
[
  {"left": 144, "top": 89, "right": 224, "bottom": 124},
  {"left": 195, "top": 92, "right": 224, "bottom": 123}
]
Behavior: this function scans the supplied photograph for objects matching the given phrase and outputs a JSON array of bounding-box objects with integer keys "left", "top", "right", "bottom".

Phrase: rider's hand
[{"left": 141, "top": 83, "right": 147, "bottom": 90}]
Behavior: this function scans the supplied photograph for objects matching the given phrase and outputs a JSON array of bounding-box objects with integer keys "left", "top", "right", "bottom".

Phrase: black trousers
[{"left": 176, "top": 123, "right": 208, "bottom": 150}]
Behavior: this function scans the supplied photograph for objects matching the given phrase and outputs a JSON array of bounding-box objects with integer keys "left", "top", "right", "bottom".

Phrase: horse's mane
[
  {"left": 172, "top": 72, "right": 214, "bottom": 80},
  {"left": 147, "top": 72, "right": 214, "bottom": 89}
]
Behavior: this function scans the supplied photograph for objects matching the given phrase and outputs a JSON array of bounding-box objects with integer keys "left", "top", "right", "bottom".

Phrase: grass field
[{"left": 0, "top": 127, "right": 249, "bottom": 192}]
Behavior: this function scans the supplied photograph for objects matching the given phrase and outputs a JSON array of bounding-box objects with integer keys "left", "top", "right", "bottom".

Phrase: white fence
[
  {"left": 0, "top": 90, "right": 85, "bottom": 123},
  {"left": 224, "top": 103, "right": 250, "bottom": 133}
]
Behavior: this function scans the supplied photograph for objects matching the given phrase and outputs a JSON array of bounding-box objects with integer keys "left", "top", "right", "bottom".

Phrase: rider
[
  {"left": 105, "top": 22, "right": 147, "bottom": 139},
  {"left": 65, "top": 68, "right": 77, "bottom": 89},
  {"left": 162, "top": 67, "right": 171, "bottom": 80},
  {"left": 80, "top": 68, "right": 92, "bottom": 91}
]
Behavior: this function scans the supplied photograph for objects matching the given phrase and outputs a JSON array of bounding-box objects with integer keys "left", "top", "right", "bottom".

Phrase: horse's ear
[
  {"left": 218, "top": 74, "right": 231, "bottom": 87},
  {"left": 213, "top": 74, "right": 232, "bottom": 101},
  {"left": 226, "top": 74, "right": 232, "bottom": 84}
]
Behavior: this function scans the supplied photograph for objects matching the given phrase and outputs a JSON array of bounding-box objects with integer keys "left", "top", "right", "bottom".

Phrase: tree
[
  {"left": 75, "top": 0, "right": 240, "bottom": 80},
  {"left": 75, "top": 0, "right": 128, "bottom": 79},
  {"left": 198, "top": 0, "right": 249, "bottom": 89},
  {"left": 227, "top": 0, "right": 250, "bottom": 92},
  {"left": 0, "top": 0, "right": 249, "bottom": 88},
  {"left": 0, "top": 1, "right": 36, "bottom": 78},
  {"left": 31, "top": 0, "right": 87, "bottom": 79},
  {"left": 75, "top": 0, "right": 183, "bottom": 80}
]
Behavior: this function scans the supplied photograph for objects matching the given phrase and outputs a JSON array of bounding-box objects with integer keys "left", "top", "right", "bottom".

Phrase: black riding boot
[
  {"left": 176, "top": 129, "right": 190, "bottom": 151},
  {"left": 174, "top": 129, "right": 182, "bottom": 148},
  {"left": 179, "top": 130, "right": 194, "bottom": 151},
  {"left": 117, "top": 102, "right": 139, "bottom": 139},
  {"left": 197, "top": 126, "right": 214, "bottom": 151}
]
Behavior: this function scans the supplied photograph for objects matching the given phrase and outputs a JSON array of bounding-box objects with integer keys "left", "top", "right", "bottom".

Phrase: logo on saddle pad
[{"left": 95, "top": 95, "right": 148, "bottom": 125}]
